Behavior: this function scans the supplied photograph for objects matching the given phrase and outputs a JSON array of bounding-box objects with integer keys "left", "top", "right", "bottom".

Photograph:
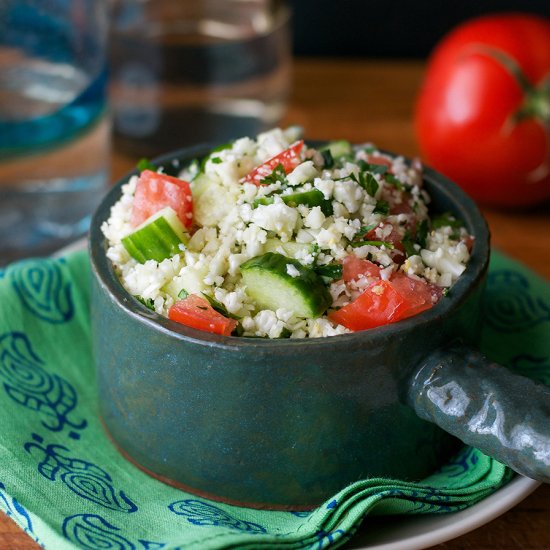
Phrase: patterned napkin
[{"left": 1, "top": 248, "right": 549, "bottom": 550}]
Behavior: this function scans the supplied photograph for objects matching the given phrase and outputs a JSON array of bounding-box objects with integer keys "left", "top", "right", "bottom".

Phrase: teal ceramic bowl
[{"left": 90, "top": 143, "right": 550, "bottom": 510}]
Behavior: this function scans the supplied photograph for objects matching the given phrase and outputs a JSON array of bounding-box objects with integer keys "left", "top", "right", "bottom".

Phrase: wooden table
[{"left": 2, "top": 58, "right": 550, "bottom": 549}]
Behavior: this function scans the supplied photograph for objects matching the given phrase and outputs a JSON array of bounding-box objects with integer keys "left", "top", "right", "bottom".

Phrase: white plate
[
  {"left": 57, "top": 239, "right": 542, "bottom": 550},
  {"left": 349, "top": 475, "right": 540, "bottom": 549}
]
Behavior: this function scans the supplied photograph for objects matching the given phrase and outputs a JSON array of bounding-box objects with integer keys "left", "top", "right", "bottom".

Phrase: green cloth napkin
[{"left": 0, "top": 249, "right": 548, "bottom": 549}]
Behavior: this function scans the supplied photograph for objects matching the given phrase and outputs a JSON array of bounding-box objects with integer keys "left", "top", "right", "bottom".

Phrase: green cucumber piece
[
  {"left": 240, "top": 252, "right": 332, "bottom": 318},
  {"left": 163, "top": 264, "right": 209, "bottom": 298},
  {"left": 263, "top": 238, "right": 316, "bottom": 258},
  {"left": 122, "top": 207, "right": 189, "bottom": 263},
  {"left": 314, "top": 263, "right": 343, "bottom": 282},
  {"left": 320, "top": 140, "right": 353, "bottom": 159},
  {"left": 254, "top": 189, "right": 333, "bottom": 215}
]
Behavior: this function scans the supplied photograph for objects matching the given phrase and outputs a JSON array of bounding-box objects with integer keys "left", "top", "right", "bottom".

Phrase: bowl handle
[{"left": 406, "top": 342, "right": 550, "bottom": 482}]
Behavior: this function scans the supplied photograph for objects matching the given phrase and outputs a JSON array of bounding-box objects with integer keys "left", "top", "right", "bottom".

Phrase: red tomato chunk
[
  {"left": 168, "top": 295, "right": 237, "bottom": 336},
  {"left": 342, "top": 255, "right": 381, "bottom": 282},
  {"left": 329, "top": 274, "right": 439, "bottom": 332},
  {"left": 131, "top": 170, "right": 193, "bottom": 228},
  {"left": 240, "top": 140, "right": 304, "bottom": 185}
]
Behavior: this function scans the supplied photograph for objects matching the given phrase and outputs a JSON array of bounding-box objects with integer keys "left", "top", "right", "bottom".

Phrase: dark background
[{"left": 290, "top": 0, "right": 550, "bottom": 58}]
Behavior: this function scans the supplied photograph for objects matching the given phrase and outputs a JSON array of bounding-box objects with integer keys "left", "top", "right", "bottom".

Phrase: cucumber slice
[
  {"left": 190, "top": 172, "right": 209, "bottom": 197},
  {"left": 163, "top": 264, "right": 209, "bottom": 298},
  {"left": 254, "top": 189, "right": 333, "bottom": 215},
  {"left": 263, "top": 238, "right": 316, "bottom": 259},
  {"left": 320, "top": 140, "right": 353, "bottom": 159},
  {"left": 122, "top": 207, "right": 189, "bottom": 263},
  {"left": 240, "top": 252, "right": 332, "bottom": 318}
]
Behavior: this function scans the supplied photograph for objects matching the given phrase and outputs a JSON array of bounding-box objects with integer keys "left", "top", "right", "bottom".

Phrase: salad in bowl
[{"left": 102, "top": 127, "right": 473, "bottom": 338}]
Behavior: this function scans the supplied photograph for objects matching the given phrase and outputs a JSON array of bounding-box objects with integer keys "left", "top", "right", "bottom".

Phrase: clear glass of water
[
  {"left": 0, "top": 0, "right": 109, "bottom": 266},
  {"left": 109, "top": 0, "right": 291, "bottom": 158}
]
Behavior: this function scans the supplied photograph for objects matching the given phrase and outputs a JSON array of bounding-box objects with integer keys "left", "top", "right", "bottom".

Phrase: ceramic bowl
[{"left": 89, "top": 143, "right": 550, "bottom": 510}]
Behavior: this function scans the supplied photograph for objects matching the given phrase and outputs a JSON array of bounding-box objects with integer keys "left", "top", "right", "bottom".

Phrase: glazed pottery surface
[{"left": 90, "top": 143, "right": 549, "bottom": 509}]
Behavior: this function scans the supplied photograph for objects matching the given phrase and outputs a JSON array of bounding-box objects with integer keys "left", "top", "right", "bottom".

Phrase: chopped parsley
[
  {"left": 348, "top": 170, "right": 379, "bottom": 197},
  {"left": 177, "top": 288, "right": 189, "bottom": 299},
  {"left": 401, "top": 219, "right": 429, "bottom": 258},
  {"left": 357, "top": 159, "right": 388, "bottom": 175},
  {"left": 201, "top": 293, "right": 241, "bottom": 320},
  {"left": 431, "top": 212, "right": 463, "bottom": 239},
  {"left": 384, "top": 173, "right": 406, "bottom": 191},
  {"left": 431, "top": 212, "right": 462, "bottom": 229},
  {"left": 320, "top": 149, "right": 334, "bottom": 168},
  {"left": 134, "top": 295, "right": 155, "bottom": 311},
  {"left": 136, "top": 158, "right": 156, "bottom": 172},
  {"left": 260, "top": 163, "right": 288, "bottom": 186},
  {"left": 278, "top": 327, "right": 293, "bottom": 338},
  {"left": 401, "top": 231, "right": 418, "bottom": 257},
  {"left": 416, "top": 219, "right": 429, "bottom": 249},
  {"left": 364, "top": 173, "right": 379, "bottom": 197},
  {"left": 373, "top": 200, "right": 390, "bottom": 215},
  {"left": 353, "top": 224, "right": 377, "bottom": 240}
]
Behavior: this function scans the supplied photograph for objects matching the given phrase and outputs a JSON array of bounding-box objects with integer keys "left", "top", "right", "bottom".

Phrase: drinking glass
[
  {"left": 109, "top": 0, "right": 292, "bottom": 158},
  {"left": 0, "top": 0, "right": 109, "bottom": 265}
]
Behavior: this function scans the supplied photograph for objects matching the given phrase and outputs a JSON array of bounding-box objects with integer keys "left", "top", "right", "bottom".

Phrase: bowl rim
[{"left": 89, "top": 140, "right": 491, "bottom": 351}]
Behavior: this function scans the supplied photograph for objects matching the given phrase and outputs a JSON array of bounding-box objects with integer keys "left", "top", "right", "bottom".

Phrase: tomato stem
[{"left": 477, "top": 46, "right": 550, "bottom": 128}]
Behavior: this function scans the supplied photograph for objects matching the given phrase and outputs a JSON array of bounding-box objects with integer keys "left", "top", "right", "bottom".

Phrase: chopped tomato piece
[
  {"left": 329, "top": 274, "right": 439, "bottom": 332},
  {"left": 390, "top": 273, "right": 434, "bottom": 317},
  {"left": 342, "top": 254, "right": 381, "bottom": 282},
  {"left": 366, "top": 154, "right": 393, "bottom": 169},
  {"left": 131, "top": 170, "right": 193, "bottom": 228},
  {"left": 240, "top": 140, "right": 304, "bottom": 185},
  {"left": 389, "top": 193, "right": 414, "bottom": 216},
  {"left": 168, "top": 295, "right": 237, "bottom": 336},
  {"left": 461, "top": 234, "right": 475, "bottom": 252},
  {"left": 329, "top": 279, "right": 408, "bottom": 331}
]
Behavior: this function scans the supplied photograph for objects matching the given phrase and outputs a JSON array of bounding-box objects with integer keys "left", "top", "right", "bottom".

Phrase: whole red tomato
[{"left": 414, "top": 13, "right": 550, "bottom": 207}]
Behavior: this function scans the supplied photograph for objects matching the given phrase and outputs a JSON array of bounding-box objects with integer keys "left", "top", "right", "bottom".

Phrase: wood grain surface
[{"left": 2, "top": 58, "right": 550, "bottom": 549}]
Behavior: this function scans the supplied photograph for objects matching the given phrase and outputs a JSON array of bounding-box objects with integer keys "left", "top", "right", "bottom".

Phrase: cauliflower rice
[{"left": 102, "top": 127, "right": 473, "bottom": 338}]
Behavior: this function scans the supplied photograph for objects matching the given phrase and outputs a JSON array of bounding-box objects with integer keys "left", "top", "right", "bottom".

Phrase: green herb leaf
[
  {"left": 364, "top": 173, "right": 379, "bottom": 197},
  {"left": 197, "top": 142, "right": 233, "bottom": 173},
  {"left": 357, "top": 159, "right": 388, "bottom": 175},
  {"left": 201, "top": 293, "right": 241, "bottom": 320},
  {"left": 134, "top": 295, "right": 155, "bottom": 311},
  {"left": 278, "top": 327, "right": 292, "bottom": 339},
  {"left": 359, "top": 145, "right": 377, "bottom": 155},
  {"left": 352, "top": 224, "right": 377, "bottom": 242},
  {"left": 374, "top": 200, "right": 390, "bottom": 215},
  {"left": 211, "top": 142, "right": 233, "bottom": 153},
  {"left": 321, "top": 149, "right": 334, "bottom": 168},
  {"left": 431, "top": 212, "right": 463, "bottom": 229},
  {"left": 348, "top": 171, "right": 378, "bottom": 197},
  {"left": 401, "top": 231, "right": 418, "bottom": 257},
  {"left": 310, "top": 243, "right": 321, "bottom": 264},
  {"left": 384, "top": 173, "right": 405, "bottom": 191},
  {"left": 416, "top": 219, "right": 429, "bottom": 249},
  {"left": 260, "top": 163, "right": 288, "bottom": 186},
  {"left": 137, "top": 158, "right": 157, "bottom": 172},
  {"left": 177, "top": 288, "right": 189, "bottom": 299},
  {"left": 210, "top": 157, "right": 223, "bottom": 164}
]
